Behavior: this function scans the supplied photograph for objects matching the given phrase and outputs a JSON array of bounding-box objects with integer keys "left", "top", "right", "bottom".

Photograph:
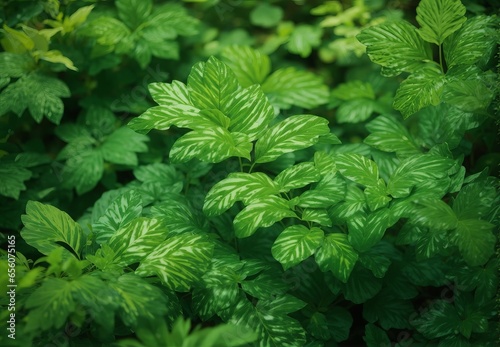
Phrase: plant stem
[{"left": 438, "top": 44, "right": 444, "bottom": 72}]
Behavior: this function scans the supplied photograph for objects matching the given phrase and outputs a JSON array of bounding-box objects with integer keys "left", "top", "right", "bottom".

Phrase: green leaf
[
  {"left": 364, "top": 179, "right": 392, "bottom": 211},
  {"left": 358, "top": 241, "right": 395, "bottom": 278},
  {"left": 136, "top": 233, "right": 214, "bottom": 291},
  {"left": 444, "top": 15, "right": 497, "bottom": 68},
  {"left": 262, "top": 68, "right": 329, "bottom": 109},
  {"left": 101, "top": 127, "right": 148, "bottom": 166},
  {"left": 21, "top": 201, "right": 83, "bottom": 259},
  {"left": 170, "top": 127, "right": 252, "bottom": 163},
  {"left": 0, "top": 52, "right": 35, "bottom": 78},
  {"left": 203, "top": 172, "right": 281, "bottom": 217},
  {"left": 336, "top": 98, "right": 377, "bottom": 124},
  {"left": 255, "top": 115, "right": 330, "bottom": 163},
  {"left": 148, "top": 80, "right": 191, "bottom": 106},
  {"left": 187, "top": 57, "right": 240, "bottom": 111},
  {"left": 331, "top": 80, "right": 375, "bottom": 100},
  {"left": 0, "top": 73, "right": 70, "bottom": 124},
  {"left": 315, "top": 233, "right": 358, "bottom": 283},
  {"left": 110, "top": 273, "right": 169, "bottom": 328},
  {"left": 274, "top": 162, "right": 321, "bottom": 192},
  {"left": 453, "top": 219, "right": 495, "bottom": 267},
  {"left": 24, "top": 278, "right": 76, "bottom": 332},
  {"left": 229, "top": 299, "right": 306, "bottom": 347},
  {"left": 80, "top": 16, "right": 131, "bottom": 46},
  {"left": 387, "top": 154, "right": 455, "bottom": 198},
  {"left": 107, "top": 217, "right": 167, "bottom": 266},
  {"left": 287, "top": 25, "right": 322, "bottom": 58},
  {"left": 220, "top": 45, "right": 271, "bottom": 87},
  {"left": 416, "top": 0, "right": 466, "bottom": 45},
  {"left": 116, "top": 0, "right": 152, "bottom": 29},
  {"left": 393, "top": 64, "right": 446, "bottom": 118},
  {"left": 363, "top": 324, "right": 391, "bottom": 347},
  {"left": 412, "top": 198, "right": 458, "bottom": 230},
  {"left": 342, "top": 265, "right": 383, "bottom": 303},
  {"left": 301, "top": 208, "right": 332, "bottom": 227},
  {"left": 272, "top": 225, "right": 324, "bottom": 270},
  {"left": 335, "top": 153, "right": 379, "bottom": 187},
  {"left": 233, "top": 195, "right": 297, "bottom": 238},
  {"left": 313, "top": 151, "right": 337, "bottom": 177},
  {"left": 412, "top": 300, "right": 462, "bottom": 339},
  {"left": 365, "top": 115, "right": 421, "bottom": 158},
  {"left": 452, "top": 180, "right": 496, "bottom": 220},
  {"left": 0, "top": 161, "right": 31, "bottom": 199},
  {"left": 128, "top": 105, "right": 205, "bottom": 134},
  {"left": 298, "top": 173, "right": 346, "bottom": 208},
  {"left": 363, "top": 289, "right": 413, "bottom": 329},
  {"left": 61, "top": 148, "right": 103, "bottom": 195},
  {"left": 93, "top": 190, "right": 143, "bottom": 245},
  {"left": 225, "top": 84, "right": 275, "bottom": 141},
  {"left": 250, "top": 3, "right": 283, "bottom": 28},
  {"left": 347, "top": 208, "right": 392, "bottom": 252},
  {"left": 329, "top": 184, "right": 366, "bottom": 219},
  {"left": 442, "top": 69, "right": 494, "bottom": 112},
  {"left": 357, "top": 20, "right": 432, "bottom": 76}
]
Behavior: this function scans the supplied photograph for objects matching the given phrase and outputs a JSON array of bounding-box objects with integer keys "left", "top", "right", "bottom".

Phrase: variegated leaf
[
  {"left": 298, "top": 173, "right": 346, "bottom": 208},
  {"left": 93, "top": 190, "right": 143, "bottom": 245},
  {"left": 136, "top": 233, "right": 214, "bottom": 292},
  {"left": 315, "top": 233, "right": 358, "bottom": 283},
  {"left": 127, "top": 105, "right": 203, "bottom": 134},
  {"left": 301, "top": 208, "right": 332, "bottom": 227},
  {"left": 335, "top": 153, "right": 379, "bottom": 187},
  {"left": 274, "top": 162, "right": 321, "bottom": 192},
  {"left": 203, "top": 172, "right": 280, "bottom": 217},
  {"left": 272, "top": 225, "right": 324, "bottom": 270},
  {"left": 233, "top": 196, "right": 297, "bottom": 238},
  {"left": 187, "top": 57, "right": 240, "bottom": 112},
  {"left": 347, "top": 208, "right": 393, "bottom": 252},
  {"left": 255, "top": 115, "right": 330, "bottom": 163},
  {"left": 107, "top": 217, "right": 167, "bottom": 266},
  {"left": 220, "top": 45, "right": 271, "bottom": 87},
  {"left": 148, "top": 80, "right": 191, "bottom": 106},
  {"left": 169, "top": 127, "right": 252, "bottom": 163}
]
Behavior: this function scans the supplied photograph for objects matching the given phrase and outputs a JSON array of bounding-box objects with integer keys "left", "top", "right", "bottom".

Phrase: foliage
[{"left": 0, "top": 0, "right": 498, "bottom": 346}]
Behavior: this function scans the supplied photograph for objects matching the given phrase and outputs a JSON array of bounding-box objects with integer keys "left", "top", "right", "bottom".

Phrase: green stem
[
  {"left": 238, "top": 157, "right": 244, "bottom": 172},
  {"left": 438, "top": 44, "right": 444, "bottom": 72},
  {"left": 248, "top": 162, "right": 256, "bottom": 173}
]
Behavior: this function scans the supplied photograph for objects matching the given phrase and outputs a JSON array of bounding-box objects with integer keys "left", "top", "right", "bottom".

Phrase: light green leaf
[
  {"left": 444, "top": 15, "right": 497, "bottom": 68},
  {"left": 101, "top": 127, "right": 148, "bottom": 166},
  {"left": 225, "top": 84, "right": 275, "bottom": 141},
  {"left": 220, "top": 45, "right": 271, "bottom": 87},
  {"left": 203, "top": 172, "right": 280, "bottom": 217},
  {"left": 298, "top": 173, "right": 346, "bottom": 208},
  {"left": 357, "top": 20, "right": 433, "bottom": 76},
  {"left": 255, "top": 115, "right": 330, "bottom": 163},
  {"left": 272, "top": 225, "right": 324, "bottom": 270},
  {"left": 108, "top": 217, "right": 167, "bottom": 266},
  {"left": 170, "top": 127, "right": 252, "bottom": 163},
  {"left": 250, "top": 3, "right": 283, "bottom": 28},
  {"left": 394, "top": 64, "right": 446, "bottom": 118},
  {"left": 453, "top": 219, "right": 496, "bottom": 267},
  {"left": 387, "top": 154, "right": 455, "bottom": 198},
  {"left": 287, "top": 25, "right": 322, "bottom": 58},
  {"left": 148, "top": 80, "right": 191, "bottom": 106},
  {"left": 39, "top": 50, "right": 78, "bottom": 71},
  {"left": 313, "top": 151, "right": 337, "bottom": 177},
  {"left": 274, "top": 162, "right": 321, "bottom": 192},
  {"left": 347, "top": 208, "right": 392, "bottom": 252},
  {"left": 61, "top": 148, "right": 103, "bottom": 194},
  {"left": 136, "top": 233, "right": 214, "bottom": 291},
  {"left": 329, "top": 184, "right": 366, "bottom": 219},
  {"left": 0, "top": 161, "right": 31, "bottom": 199},
  {"left": 365, "top": 115, "right": 421, "bottom": 158},
  {"left": 187, "top": 57, "right": 240, "bottom": 111},
  {"left": 233, "top": 195, "right": 297, "bottom": 238},
  {"left": 416, "top": 0, "right": 466, "bottom": 45},
  {"left": 335, "top": 153, "right": 379, "bottom": 187},
  {"left": 331, "top": 80, "right": 375, "bottom": 100},
  {"left": 93, "top": 190, "right": 143, "bottom": 245},
  {"left": 21, "top": 201, "right": 83, "bottom": 259},
  {"left": 315, "top": 233, "right": 358, "bottom": 283},
  {"left": 262, "top": 68, "right": 329, "bottom": 109}
]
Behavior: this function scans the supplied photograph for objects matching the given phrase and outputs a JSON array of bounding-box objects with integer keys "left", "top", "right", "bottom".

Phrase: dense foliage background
[{"left": 0, "top": 0, "right": 499, "bottom": 346}]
